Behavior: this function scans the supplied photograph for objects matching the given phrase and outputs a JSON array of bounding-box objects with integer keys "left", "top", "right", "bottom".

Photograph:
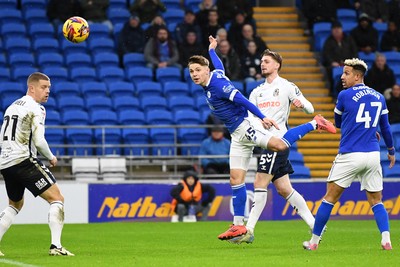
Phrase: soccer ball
[{"left": 62, "top": 16, "right": 90, "bottom": 43}]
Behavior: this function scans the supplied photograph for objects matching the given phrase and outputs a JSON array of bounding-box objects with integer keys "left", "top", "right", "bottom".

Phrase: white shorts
[
  {"left": 327, "top": 151, "right": 383, "bottom": 192},
  {"left": 230, "top": 117, "right": 273, "bottom": 171}
]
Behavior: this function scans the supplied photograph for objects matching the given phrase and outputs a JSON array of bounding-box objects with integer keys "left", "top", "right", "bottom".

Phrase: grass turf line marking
[{"left": 0, "top": 259, "right": 41, "bottom": 267}]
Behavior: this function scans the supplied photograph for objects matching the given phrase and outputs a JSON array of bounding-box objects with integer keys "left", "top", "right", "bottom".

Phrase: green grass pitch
[{"left": 0, "top": 220, "right": 398, "bottom": 267}]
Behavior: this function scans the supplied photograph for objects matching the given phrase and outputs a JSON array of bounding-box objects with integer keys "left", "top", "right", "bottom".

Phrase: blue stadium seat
[
  {"left": 21, "top": 0, "right": 46, "bottom": 11},
  {"left": 93, "top": 52, "right": 119, "bottom": 68},
  {"left": 245, "top": 80, "right": 264, "bottom": 96},
  {"left": 113, "top": 96, "right": 140, "bottom": 112},
  {"left": 28, "top": 22, "right": 55, "bottom": 40},
  {"left": 0, "top": 82, "right": 25, "bottom": 98},
  {"left": 174, "top": 109, "right": 201, "bottom": 124},
  {"left": 312, "top": 22, "right": 331, "bottom": 36},
  {"left": 150, "top": 128, "right": 176, "bottom": 156},
  {"left": 0, "top": 9, "right": 23, "bottom": 25},
  {"left": 314, "top": 32, "right": 330, "bottom": 52},
  {"left": 5, "top": 37, "right": 31, "bottom": 53},
  {"left": 231, "top": 81, "right": 245, "bottom": 94},
  {"left": 341, "top": 21, "right": 357, "bottom": 34},
  {"left": 168, "top": 96, "right": 195, "bottom": 112},
  {"left": 183, "top": 67, "right": 190, "bottom": 82},
  {"left": 112, "top": 22, "right": 124, "bottom": 44},
  {"left": 58, "top": 96, "right": 85, "bottom": 113},
  {"left": 1, "top": 23, "right": 27, "bottom": 38},
  {"left": 94, "top": 128, "right": 122, "bottom": 155},
  {"left": 33, "top": 38, "right": 60, "bottom": 55},
  {"left": 337, "top": 8, "right": 357, "bottom": 23},
  {"left": 358, "top": 52, "right": 375, "bottom": 68},
  {"left": 42, "top": 66, "right": 69, "bottom": 83},
  {"left": 65, "top": 52, "right": 93, "bottom": 68},
  {"left": 140, "top": 96, "right": 168, "bottom": 112},
  {"left": 332, "top": 66, "right": 344, "bottom": 90},
  {"left": 179, "top": 127, "right": 206, "bottom": 155},
  {"left": 65, "top": 128, "right": 94, "bottom": 156},
  {"left": 81, "top": 81, "right": 108, "bottom": 98},
  {"left": 45, "top": 110, "right": 61, "bottom": 125},
  {"left": 23, "top": 8, "right": 48, "bottom": 24},
  {"left": 391, "top": 123, "right": 400, "bottom": 150},
  {"left": 122, "top": 128, "right": 150, "bottom": 156},
  {"left": 45, "top": 128, "right": 65, "bottom": 156},
  {"left": 8, "top": 52, "right": 35, "bottom": 68},
  {"left": 136, "top": 81, "right": 163, "bottom": 98},
  {"left": 107, "top": 7, "right": 130, "bottom": 25},
  {"left": 53, "top": 82, "right": 81, "bottom": 98},
  {"left": 12, "top": 66, "right": 38, "bottom": 83},
  {"left": 0, "top": 54, "right": 6, "bottom": 68},
  {"left": 109, "top": 0, "right": 127, "bottom": 9},
  {"left": 0, "top": 67, "right": 11, "bottom": 83},
  {"left": 146, "top": 109, "right": 174, "bottom": 125},
  {"left": 288, "top": 151, "right": 305, "bottom": 165},
  {"left": 291, "top": 165, "right": 311, "bottom": 178},
  {"left": 163, "top": 81, "right": 190, "bottom": 97},
  {"left": 62, "top": 110, "right": 89, "bottom": 125},
  {"left": 190, "top": 83, "right": 203, "bottom": 97},
  {"left": 70, "top": 67, "right": 98, "bottom": 83},
  {"left": 184, "top": 0, "right": 201, "bottom": 13},
  {"left": 97, "top": 66, "right": 125, "bottom": 83},
  {"left": 61, "top": 39, "right": 88, "bottom": 54},
  {"left": 155, "top": 67, "right": 182, "bottom": 84},
  {"left": 37, "top": 52, "right": 64, "bottom": 68},
  {"left": 1, "top": 96, "right": 16, "bottom": 110},
  {"left": 195, "top": 95, "right": 209, "bottom": 112},
  {"left": 85, "top": 96, "right": 113, "bottom": 112},
  {"left": 162, "top": 8, "right": 185, "bottom": 24},
  {"left": 88, "top": 23, "right": 110, "bottom": 39},
  {"left": 108, "top": 81, "right": 135, "bottom": 98},
  {"left": 382, "top": 165, "right": 400, "bottom": 178},
  {"left": 163, "top": 0, "right": 181, "bottom": 9},
  {"left": 0, "top": 0, "right": 17, "bottom": 9},
  {"left": 382, "top": 51, "right": 400, "bottom": 66},
  {"left": 44, "top": 96, "right": 57, "bottom": 111},
  {"left": 87, "top": 37, "right": 115, "bottom": 55},
  {"left": 123, "top": 53, "right": 146, "bottom": 68},
  {"left": 126, "top": 66, "right": 154, "bottom": 83},
  {"left": 90, "top": 109, "right": 118, "bottom": 125},
  {"left": 118, "top": 109, "right": 146, "bottom": 125}
]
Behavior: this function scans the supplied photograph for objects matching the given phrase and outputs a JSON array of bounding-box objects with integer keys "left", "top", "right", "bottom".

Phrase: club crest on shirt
[
  {"left": 273, "top": 88, "right": 279, "bottom": 97},
  {"left": 222, "top": 84, "right": 234, "bottom": 93}
]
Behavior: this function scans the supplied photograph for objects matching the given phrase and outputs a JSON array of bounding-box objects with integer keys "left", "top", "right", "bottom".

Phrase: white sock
[
  {"left": 246, "top": 188, "right": 267, "bottom": 231},
  {"left": 48, "top": 201, "right": 64, "bottom": 248},
  {"left": 233, "top": 216, "right": 245, "bottom": 226},
  {"left": 310, "top": 234, "right": 320, "bottom": 244},
  {"left": 310, "top": 120, "right": 317, "bottom": 129},
  {"left": 287, "top": 190, "right": 315, "bottom": 229},
  {"left": 0, "top": 206, "right": 18, "bottom": 241},
  {"left": 382, "top": 231, "right": 391, "bottom": 244}
]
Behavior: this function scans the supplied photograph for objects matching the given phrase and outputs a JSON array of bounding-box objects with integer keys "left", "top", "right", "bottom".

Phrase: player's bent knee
[{"left": 267, "top": 138, "right": 288, "bottom": 152}]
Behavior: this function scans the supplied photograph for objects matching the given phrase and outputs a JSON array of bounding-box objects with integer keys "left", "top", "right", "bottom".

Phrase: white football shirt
[
  {"left": 0, "top": 95, "right": 54, "bottom": 169},
  {"left": 249, "top": 76, "right": 314, "bottom": 137}
]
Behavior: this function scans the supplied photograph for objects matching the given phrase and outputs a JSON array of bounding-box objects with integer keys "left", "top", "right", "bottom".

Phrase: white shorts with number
[
  {"left": 230, "top": 117, "right": 273, "bottom": 170},
  {"left": 327, "top": 151, "right": 383, "bottom": 192}
]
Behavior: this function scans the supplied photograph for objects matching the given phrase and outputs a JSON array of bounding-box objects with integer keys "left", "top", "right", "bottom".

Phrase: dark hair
[{"left": 261, "top": 49, "right": 283, "bottom": 71}]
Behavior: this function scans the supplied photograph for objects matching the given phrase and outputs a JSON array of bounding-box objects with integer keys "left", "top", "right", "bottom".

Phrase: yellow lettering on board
[{"left": 97, "top": 197, "right": 119, "bottom": 218}]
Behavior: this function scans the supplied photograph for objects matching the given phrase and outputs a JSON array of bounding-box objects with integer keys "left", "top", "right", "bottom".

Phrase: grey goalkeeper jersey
[{"left": 0, "top": 95, "right": 54, "bottom": 169}]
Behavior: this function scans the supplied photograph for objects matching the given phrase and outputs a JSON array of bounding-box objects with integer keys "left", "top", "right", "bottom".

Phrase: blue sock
[
  {"left": 232, "top": 183, "right": 247, "bottom": 217},
  {"left": 313, "top": 200, "right": 334, "bottom": 236},
  {"left": 372, "top": 203, "right": 390, "bottom": 233},
  {"left": 282, "top": 122, "right": 314, "bottom": 147}
]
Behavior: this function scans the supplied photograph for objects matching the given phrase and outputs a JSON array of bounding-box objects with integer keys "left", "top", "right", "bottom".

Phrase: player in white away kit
[
  {"left": 230, "top": 49, "right": 320, "bottom": 244},
  {"left": 303, "top": 58, "right": 396, "bottom": 251},
  {"left": 0, "top": 72, "right": 74, "bottom": 256}
]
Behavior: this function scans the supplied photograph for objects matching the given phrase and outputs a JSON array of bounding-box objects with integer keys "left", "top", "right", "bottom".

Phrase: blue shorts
[{"left": 257, "top": 149, "right": 294, "bottom": 182}]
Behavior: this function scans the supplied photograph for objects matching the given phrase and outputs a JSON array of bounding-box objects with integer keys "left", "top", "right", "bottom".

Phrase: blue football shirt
[{"left": 334, "top": 84, "right": 389, "bottom": 153}]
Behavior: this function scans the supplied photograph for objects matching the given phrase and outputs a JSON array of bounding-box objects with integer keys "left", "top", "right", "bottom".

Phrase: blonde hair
[
  {"left": 344, "top": 58, "right": 368, "bottom": 75},
  {"left": 261, "top": 49, "right": 283, "bottom": 71},
  {"left": 27, "top": 72, "right": 50, "bottom": 85}
]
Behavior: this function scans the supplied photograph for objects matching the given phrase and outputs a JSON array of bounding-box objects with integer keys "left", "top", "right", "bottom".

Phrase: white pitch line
[{"left": 0, "top": 259, "right": 41, "bottom": 267}]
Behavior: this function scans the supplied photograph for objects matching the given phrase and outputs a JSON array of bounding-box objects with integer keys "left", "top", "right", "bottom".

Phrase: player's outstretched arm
[
  {"left": 208, "top": 36, "right": 225, "bottom": 72},
  {"left": 209, "top": 35, "right": 217, "bottom": 50}
]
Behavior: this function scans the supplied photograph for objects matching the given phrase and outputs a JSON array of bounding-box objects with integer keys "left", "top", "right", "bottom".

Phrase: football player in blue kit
[
  {"left": 303, "top": 58, "right": 396, "bottom": 251},
  {"left": 188, "top": 36, "right": 337, "bottom": 241}
]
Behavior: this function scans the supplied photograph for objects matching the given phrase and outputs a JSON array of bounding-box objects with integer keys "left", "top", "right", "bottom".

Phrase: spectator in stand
[
  {"left": 228, "top": 11, "right": 256, "bottom": 51},
  {"left": 175, "top": 9, "right": 202, "bottom": 45},
  {"left": 205, "top": 113, "right": 230, "bottom": 139},
  {"left": 380, "top": 21, "right": 400, "bottom": 52},
  {"left": 234, "top": 24, "right": 268, "bottom": 58},
  {"left": 129, "top": 0, "right": 166, "bottom": 23},
  {"left": 170, "top": 170, "right": 215, "bottom": 222},
  {"left": 199, "top": 126, "right": 231, "bottom": 175},
  {"left": 301, "top": 0, "right": 337, "bottom": 36},
  {"left": 350, "top": 13, "right": 379, "bottom": 53},
  {"left": 144, "top": 15, "right": 167, "bottom": 40},
  {"left": 386, "top": 84, "right": 400, "bottom": 124},
  {"left": 354, "top": 0, "right": 389, "bottom": 23},
  {"left": 200, "top": 9, "right": 224, "bottom": 48},
  {"left": 118, "top": 14, "right": 146, "bottom": 61},
  {"left": 240, "top": 40, "right": 263, "bottom": 84},
  {"left": 178, "top": 30, "right": 205, "bottom": 67},
  {"left": 196, "top": 0, "right": 218, "bottom": 29},
  {"left": 80, "top": 0, "right": 113, "bottom": 32},
  {"left": 216, "top": 28, "right": 228, "bottom": 42},
  {"left": 322, "top": 21, "right": 358, "bottom": 96},
  {"left": 216, "top": 0, "right": 254, "bottom": 26},
  {"left": 365, "top": 53, "right": 396, "bottom": 95},
  {"left": 47, "top": 0, "right": 82, "bottom": 27},
  {"left": 388, "top": 0, "right": 400, "bottom": 29},
  {"left": 144, "top": 26, "right": 181, "bottom": 70},
  {"left": 215, "top": 40, "right": 242, "bottom": 81}
]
